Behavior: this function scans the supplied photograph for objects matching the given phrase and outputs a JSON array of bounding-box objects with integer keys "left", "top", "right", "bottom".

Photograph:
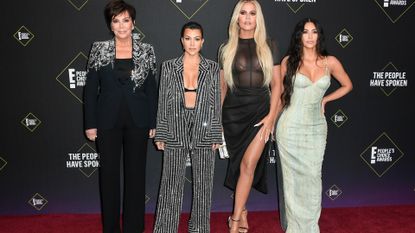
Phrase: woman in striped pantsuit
[{"left": 153, "top": 22, "right": 222, "bottom": 233}]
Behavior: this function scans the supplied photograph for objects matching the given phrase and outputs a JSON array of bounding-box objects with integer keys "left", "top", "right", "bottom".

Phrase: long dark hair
[{"left": 282, "top": 18, "right": 328, "bottom": 108}]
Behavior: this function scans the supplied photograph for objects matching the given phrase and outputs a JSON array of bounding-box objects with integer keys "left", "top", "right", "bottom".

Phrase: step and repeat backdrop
[{"left": 1, "top": 0, "right": 414, "bottom": 215}]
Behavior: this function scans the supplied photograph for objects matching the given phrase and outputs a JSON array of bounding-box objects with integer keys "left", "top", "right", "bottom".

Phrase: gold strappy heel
[
  {"left": 239, "top": 209, "right": 249, "bottom": 233},
  {"left": 227, "top": 216, "right": 240, "bottom": 233}
]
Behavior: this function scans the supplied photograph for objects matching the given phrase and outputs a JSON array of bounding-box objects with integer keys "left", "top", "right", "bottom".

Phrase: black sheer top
[{"left": 220, "top": 38, "right": 280, "bottom": 88}]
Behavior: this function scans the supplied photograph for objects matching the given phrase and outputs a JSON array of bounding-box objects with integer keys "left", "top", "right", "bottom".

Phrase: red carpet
[{"left": 1, "top": 205, "right": 414, "bottom": 233}]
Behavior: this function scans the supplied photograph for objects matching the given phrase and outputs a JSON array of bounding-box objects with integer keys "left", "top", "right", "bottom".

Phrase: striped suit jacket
[{"left": 155, "top": 54, "right": 222, "bottom": 149}]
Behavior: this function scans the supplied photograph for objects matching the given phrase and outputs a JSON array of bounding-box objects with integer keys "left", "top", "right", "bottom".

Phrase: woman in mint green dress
[{"left": 276, "top": 18, "right": 353, "bottom": 233}]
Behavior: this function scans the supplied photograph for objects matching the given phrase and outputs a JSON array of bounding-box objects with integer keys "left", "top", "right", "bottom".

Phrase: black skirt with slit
[{"left": 223, "top": 86, "right": 270, "bottom": 194}]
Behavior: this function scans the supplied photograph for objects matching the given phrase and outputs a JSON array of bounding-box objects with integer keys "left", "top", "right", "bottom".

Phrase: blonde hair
[{"left": 220, "top": 0, "right": 273, "bottom": 89}]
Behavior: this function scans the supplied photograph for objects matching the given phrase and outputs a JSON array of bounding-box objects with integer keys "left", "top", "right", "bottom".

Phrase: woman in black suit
[
  {"left": 153, "top": 21, "right": 222, "bottom": 233},
  {"left": 83, "top": 1, "right": 157, "bottom": 232}
]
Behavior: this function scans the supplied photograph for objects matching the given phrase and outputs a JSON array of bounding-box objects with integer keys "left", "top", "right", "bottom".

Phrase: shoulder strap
[{"left": 324, "top": 56, "right": 329, "bottom": 75}]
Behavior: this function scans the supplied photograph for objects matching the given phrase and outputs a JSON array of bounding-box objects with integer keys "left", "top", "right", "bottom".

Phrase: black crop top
[{"left": 184, "top": 87, "right": 197, "bottom": 92}]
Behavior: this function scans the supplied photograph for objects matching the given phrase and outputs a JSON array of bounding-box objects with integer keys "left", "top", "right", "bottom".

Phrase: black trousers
[{"left": 97, "top": 100, "right": 148, "bottom": 233}]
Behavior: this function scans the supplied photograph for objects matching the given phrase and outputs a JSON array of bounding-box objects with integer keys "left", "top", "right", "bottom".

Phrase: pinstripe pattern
[
  {"left": 153, "top": 55, "right": 221, "bottom": 233},
  {"left": 153, "top": 148, "right": 215, "bottom": 233},
  {"left": 154, "top": 55, "right": 222, "bottom": 149}
]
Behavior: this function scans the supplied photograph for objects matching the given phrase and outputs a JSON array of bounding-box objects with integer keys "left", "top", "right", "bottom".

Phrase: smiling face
[
  {"left": 238, "top": 2, "right": 257, "bottom": 33},
  {"left": 181, "top": 28, "right": 204, "bottom": 57},
  {"left": 301, "top": 22, "right": 318, "bottom": 49},
  {"left": 111, "top": 11, "right": 134, "bottom": 40}
]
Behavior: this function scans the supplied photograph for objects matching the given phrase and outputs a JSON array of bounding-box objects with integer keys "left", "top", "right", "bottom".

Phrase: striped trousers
[{"left": 153, "top": 148, "right": 216, "bottom": 233}]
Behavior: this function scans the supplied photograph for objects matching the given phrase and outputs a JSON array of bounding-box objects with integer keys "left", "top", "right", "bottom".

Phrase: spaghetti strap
[{"left": 324, "top": 56, "right": 329, "bottom": 76}]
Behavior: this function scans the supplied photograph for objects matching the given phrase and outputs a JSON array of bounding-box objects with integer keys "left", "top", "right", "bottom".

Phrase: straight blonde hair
[{"left": 220, "top": 0, "right": 273, "bottom": 89}]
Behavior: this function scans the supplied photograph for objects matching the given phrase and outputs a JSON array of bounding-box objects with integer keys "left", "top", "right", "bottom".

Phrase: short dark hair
[
  {"left": 180, "top": 21, "right": 204, "bottom": 38},
  {"left": 104, "top": 0, "right": 136, "bottom": 31}
]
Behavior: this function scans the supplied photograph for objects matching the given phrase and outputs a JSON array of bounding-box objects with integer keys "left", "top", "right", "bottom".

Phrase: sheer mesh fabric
[
  {"left": 221, "top": 38, "right": 280, "bottom": 88},
  {"left": 234, "top": 38, "right": 265, "bottom": 87}
]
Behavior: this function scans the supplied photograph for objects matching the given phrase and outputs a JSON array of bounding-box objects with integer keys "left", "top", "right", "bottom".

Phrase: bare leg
[{"left": 231, "top": 129, "right": 267, "bottom": 232}]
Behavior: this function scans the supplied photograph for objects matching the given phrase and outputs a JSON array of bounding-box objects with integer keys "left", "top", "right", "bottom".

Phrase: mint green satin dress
[{"left": 276, "top": 67, "right": 331, "bottom": 233}]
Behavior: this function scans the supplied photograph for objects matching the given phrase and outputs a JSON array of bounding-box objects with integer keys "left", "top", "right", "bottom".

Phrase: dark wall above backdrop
[{"left": 1, "top": 0, "right": 414, "bottom": 215}]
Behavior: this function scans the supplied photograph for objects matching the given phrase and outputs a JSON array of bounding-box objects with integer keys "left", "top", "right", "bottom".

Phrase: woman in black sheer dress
[{"left": 219, "top": 0, "right": 281, "bottom": 232}]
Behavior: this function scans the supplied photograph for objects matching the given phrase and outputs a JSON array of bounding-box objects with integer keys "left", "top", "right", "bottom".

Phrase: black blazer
[
  {"left": 84, "top": 34, "right": 157, "bottom": 130},
  {"left": 155, "top": 55, "right": 222, "bottom": 149}
]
